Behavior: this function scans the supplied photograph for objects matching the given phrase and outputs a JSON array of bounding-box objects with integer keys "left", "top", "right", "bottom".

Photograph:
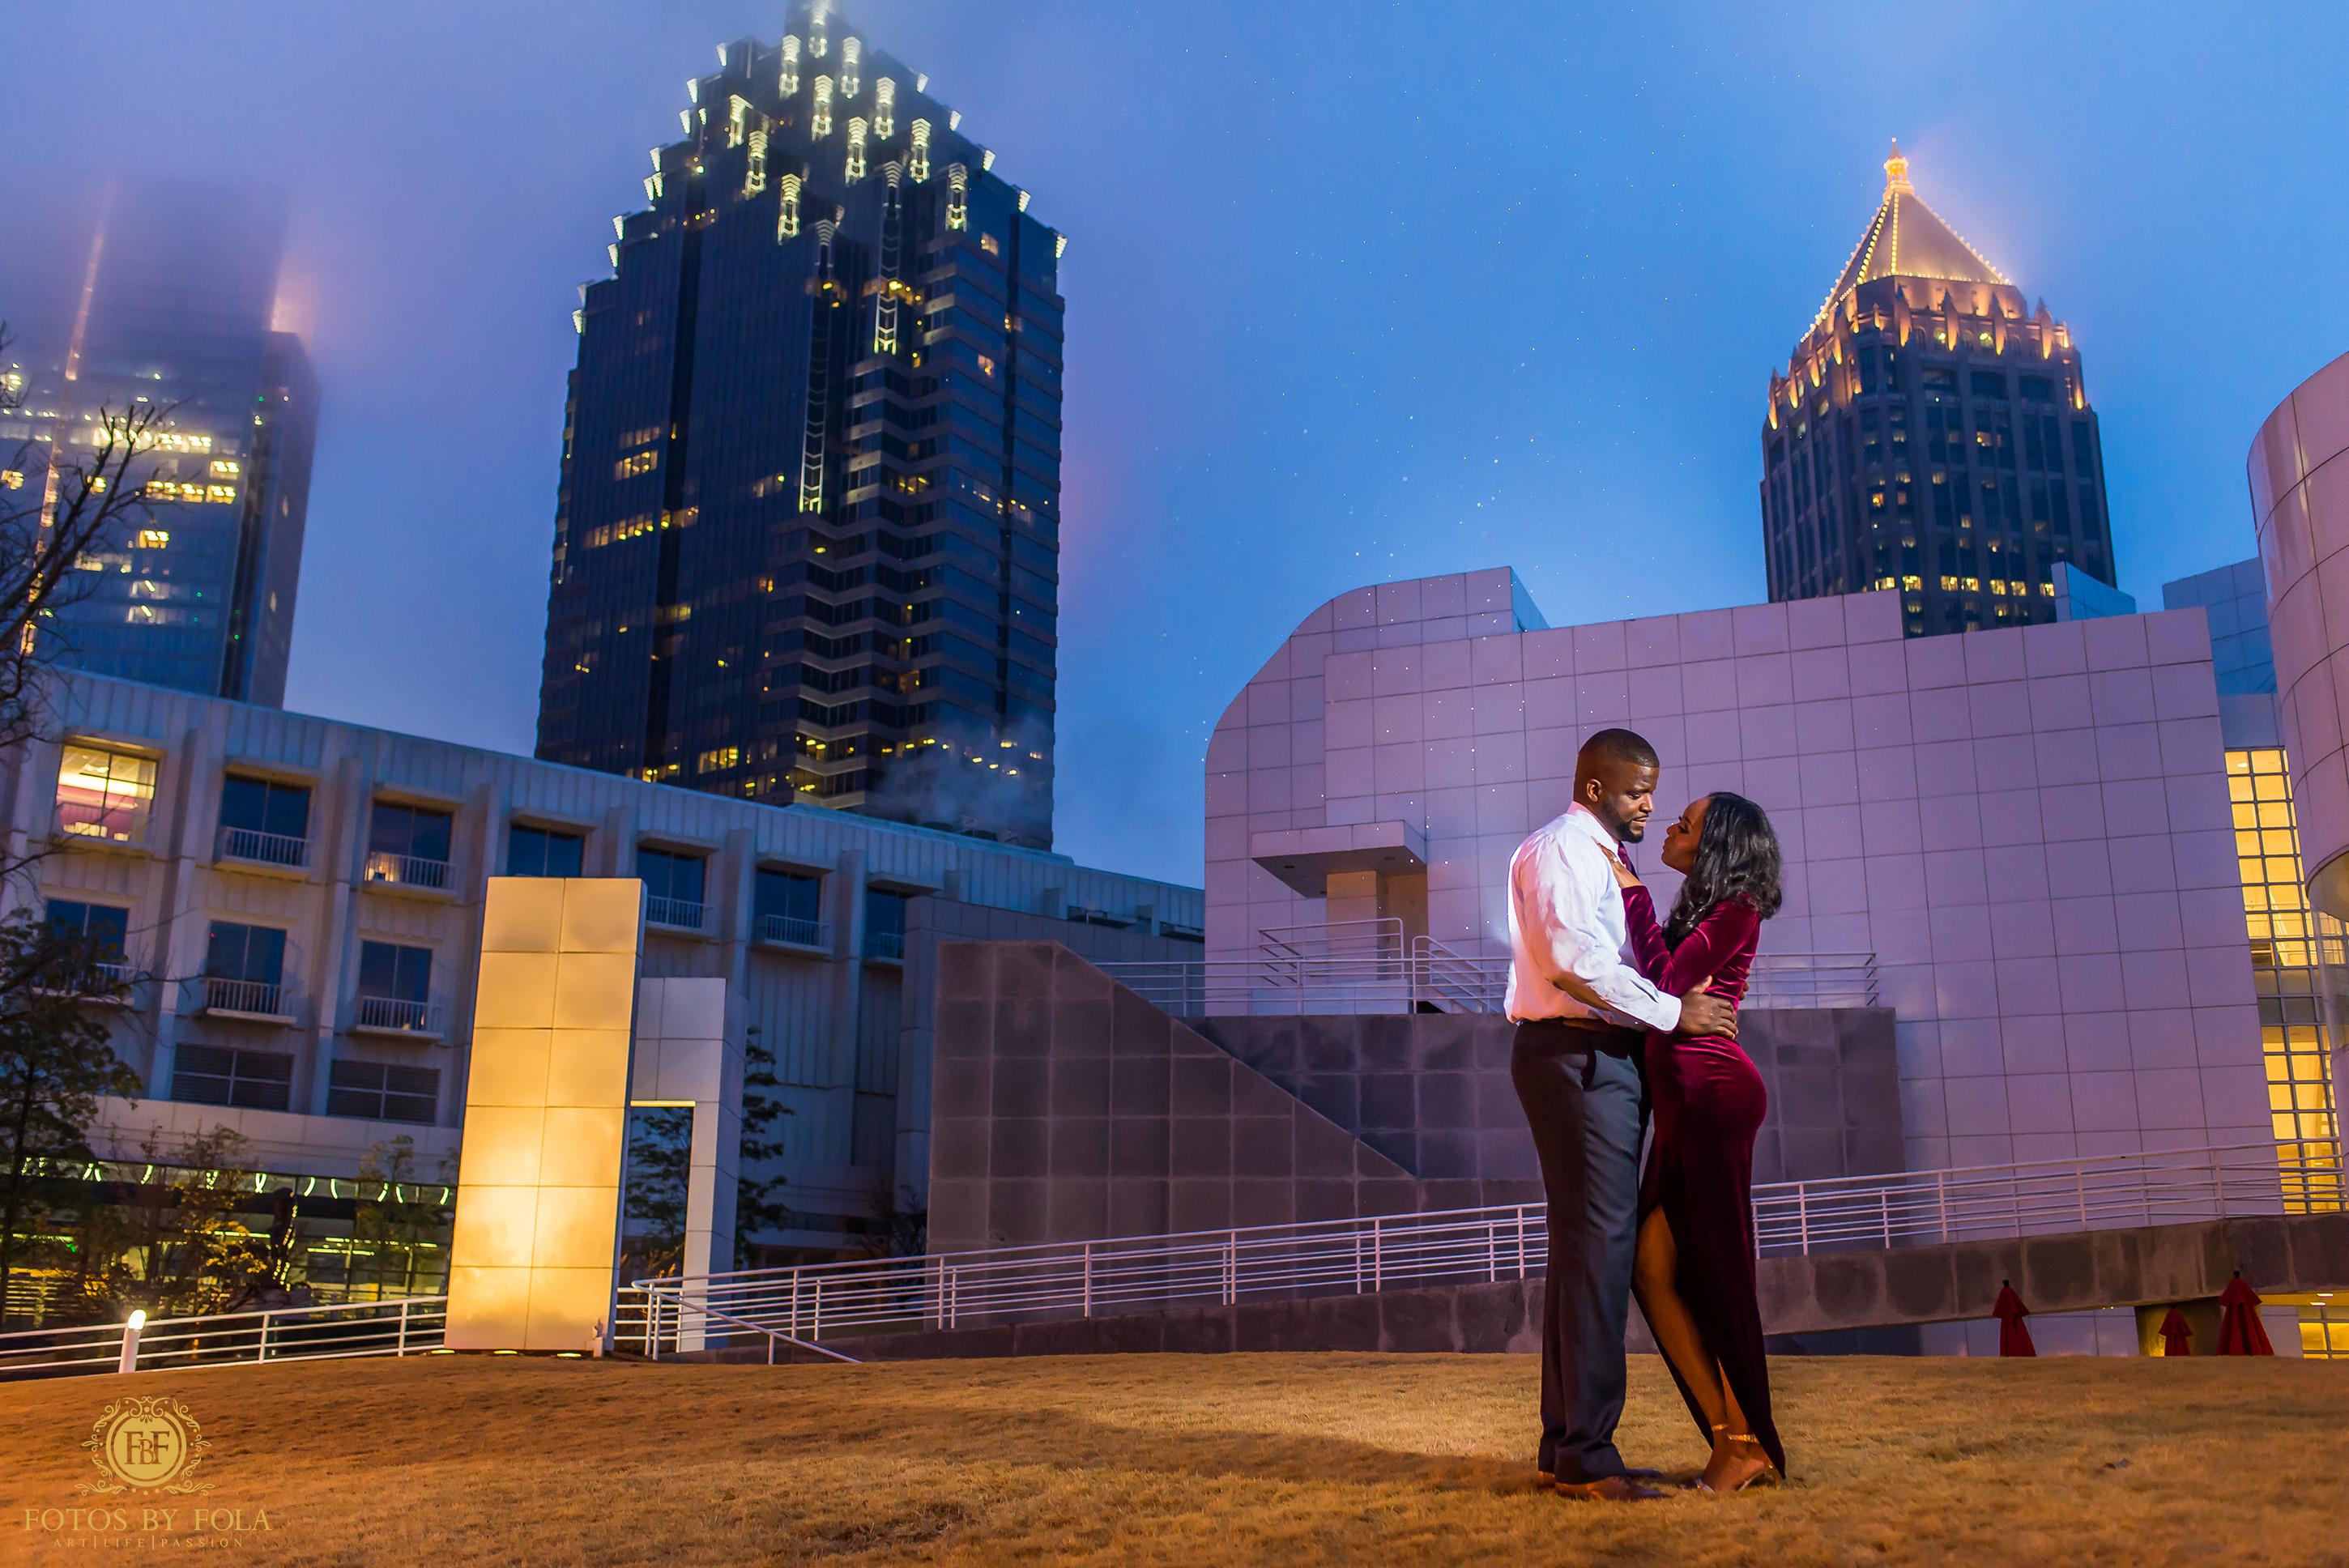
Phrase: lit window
[
  {"left": 177, "top": 483, "right": 207, "bottom": 503},
  {"left": 981, "top": 232, "right": 1000, "bottom": 256},
  {"left": 874, "top": 78, "right": 895, "bottom": 137},
  {"left": 1939, "top": 574, "right": 1959, "bottom": 591},
  {"left": 778, "top": 173, "right": 802, "bottom": 239},
  {"left": 812, "top": 75, "right": 833, "bottom": 137},
  {"left": 696, "top": 747, "right": 741, "bottom": 774},
  {"left": 946, "top": 163, "right": 967, "bottom": 229},
  {"left": 137, "top": 530, "right": 168, "bottom": 549},
  {"left": 0, "top": 471, "right": 21, "bottom": 490},
  {"left": 846, "top": 117, "right": 868, "bottom": 180},
  {"left": 209, "top": 459, "right": 241, "bottom": 479},
  {"left": 207, "top": 484, "right": 237, "bottom": 504},
  {"left": 619, "top": 424, "right": 663, "bottom": 449},
  {"left": 840, "top": 37, "right": 861, "bottom": 96},
  {"left": 56, "top": 744, "right": 156, "bottom": 843},
  {"left": 780, "top": 35, "right": 800, "bottom": 94},
  {"left": 909, "top": 119, "right": 931, "bottom": 181},
  {"left": 745, "top": 128, "right": 767, "bottom": 194},
  {"left": 1900, "top": 575, "right": 1921, "bottom": 591},
  {"left": 614, "top": 451, "right": 658, "bottom": 479}
]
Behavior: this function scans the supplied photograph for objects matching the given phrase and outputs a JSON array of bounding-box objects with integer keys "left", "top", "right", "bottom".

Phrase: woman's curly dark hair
[{"left": 1664, "top": 790, "right": 1783, "bottom": 948}]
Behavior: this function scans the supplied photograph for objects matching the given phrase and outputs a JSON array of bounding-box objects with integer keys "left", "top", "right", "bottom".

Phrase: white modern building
[
  {"left": 1208, "top": 568, "right": 2270, "bottom": 1176},
  {"left": 7, "top": 673, "right": 1200, "bottom": 1280}
]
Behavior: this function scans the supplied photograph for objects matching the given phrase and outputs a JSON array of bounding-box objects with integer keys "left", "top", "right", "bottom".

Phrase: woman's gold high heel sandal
[{"left": 1696, "top": 1429, "right": 1780, "bottom": 1494}]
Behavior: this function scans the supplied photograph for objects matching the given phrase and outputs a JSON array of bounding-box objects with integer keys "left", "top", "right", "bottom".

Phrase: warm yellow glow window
[
  {"left": 137, "top": 530, "right": 168, "bottom": 549},
  {"left": 55, "top": 743, "right": 157, "bottom": 843},
  {"left": 207, "top": 484, "right": 237, "bottom": 504},
  {"left": 614, "top": 451, "right": 658, "bottom": 479},
  {"left": 619, "top": 425, "right": 663, "bottom": 450},
  {"left": 1939, "top": 574, "right": 1959, "bottom": 591},
  {"left": 583, "top": 513, "right": 658, "bottom": 549},
  {"left": 1900, "top": 575, "right": 1921, "bottom": 591},
  {"left": 696, "top": 747, "right": 740, "bottom": 774},
  {"left": 209, "top": 459, "right": 241, "bottom": 479},
  {"left": 2228, "top": 748, "right": 2341, "bottom": 1209},
  {"left": 0, "top": 471, "right": 21, "bottom": 490}
]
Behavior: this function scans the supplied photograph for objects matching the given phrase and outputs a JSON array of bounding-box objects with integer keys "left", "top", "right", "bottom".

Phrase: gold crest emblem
[{"left": 78, "top": 1397, "right": 214, "bottom": 1495}]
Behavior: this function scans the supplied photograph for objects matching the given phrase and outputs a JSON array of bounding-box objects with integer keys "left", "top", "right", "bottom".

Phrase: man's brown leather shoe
[{"left": 1554, "top": 1475, "right": 1665, "bottom": 1502}]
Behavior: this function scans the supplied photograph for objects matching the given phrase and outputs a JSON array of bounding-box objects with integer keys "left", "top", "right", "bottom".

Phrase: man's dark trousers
[{"left": 1510, "top": 1017, "right": 1647, "bottom": 1483}]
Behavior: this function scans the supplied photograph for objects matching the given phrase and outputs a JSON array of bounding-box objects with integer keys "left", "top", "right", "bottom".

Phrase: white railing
[
  {"left": 364, "top": 850, "right": 451, "bottom": 890},
  {"left": 0, "top": 1295, "right": 447, "bottom": 1379},
  {"left": 216, "top": 825, "right": 309, "bottom": 868},
  {"left": 1101, "top": 936, "right": 1878, "bottom": 1016},
  {"left": 756, "top": 914, "right": 829, "bottom": 948},
  {"left": 646, "top": 896, "right": 707, "bottom": 931},
  {"left": 1744, "top": 953, "right": 1878, "bottom": 1008},
  {"left": 865, "top": 930, "right": 906, "bottom": 961},
  {"left": 185, "top": 976, "right": 292, "bottom": 1020},
  {"left": 354, "top": 995, "right": 446, "bottom": 1035},
  {"left": 616, "top": 1141, "right": 2338, "bottom": 1353}
]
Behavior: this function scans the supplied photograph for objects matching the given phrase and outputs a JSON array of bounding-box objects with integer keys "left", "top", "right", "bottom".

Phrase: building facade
[
  {"left": 1206, "top": 568, "right": 2268, "bottom": 1177},
  {"left": 535, "top": 4, "right": 1064, "bottom": 849},
  {"left": 11, "top": 672, "right": 1198, "bottom": 1300},
  {"left": 0, "top": 179, "right": 313, "bottom": 705},
  {"left": 1763, "top": 146, "right": 2117, "bottom": 639}
]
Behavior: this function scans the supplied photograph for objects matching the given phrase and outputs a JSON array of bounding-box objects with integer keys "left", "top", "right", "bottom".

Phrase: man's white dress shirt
[{"left": 1503, "top": 803, "right": 1682, "bottom": 1033}]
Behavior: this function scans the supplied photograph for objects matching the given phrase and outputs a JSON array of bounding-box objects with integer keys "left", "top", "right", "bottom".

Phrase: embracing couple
[{"left": 1505, "top": 726, "right": 1788, "bottom": 1501}]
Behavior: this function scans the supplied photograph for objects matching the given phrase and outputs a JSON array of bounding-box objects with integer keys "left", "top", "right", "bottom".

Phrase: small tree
[
  {"left": 100, "top": 1127, "right": 266, "bottom": 1321},
  {"left": 618, "top": 1106, "right": 692, "bottom": 1281},
  {"left": 0, "top": 911, "right": 138, "bottom": 1326},
  {"left": 0, "top": 326, "right": 176, "bottom": 862},
  {"left": 349, "top": 1136, "right": 454, "bottom": 1299},
  {"left": 734, "top": 1031, "right": 793, "bottom": 1268}
]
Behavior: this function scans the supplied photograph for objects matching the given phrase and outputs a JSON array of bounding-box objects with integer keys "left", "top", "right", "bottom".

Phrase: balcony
[
  {"left": 216, "top": 826, "right": 309, "bottom": 873},
  {"left": 863, "top": 930, "right": 906, "bottom": 964},
  {"left": 754, "top": 914, "right": 830, "bottom": 952},
  {"left": 352, "top": 995, "right": 446, "bottom": 1039},
  {"left": 646, "top": 896, "right": 708, "bottom": 933},
  {"left": 185, "top": 976, "right": 297, "bottom": 1025},
  {"left": 364, "top": 851, "right": 453, "bottom": 893}
]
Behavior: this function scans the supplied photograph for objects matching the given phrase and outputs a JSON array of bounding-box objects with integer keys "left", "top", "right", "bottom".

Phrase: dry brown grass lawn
[{"left": 4, "top": 1352, "right": 2343, "bottom": 1566}]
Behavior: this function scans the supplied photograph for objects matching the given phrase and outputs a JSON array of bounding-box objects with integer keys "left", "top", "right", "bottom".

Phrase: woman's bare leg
[
  {"left": 1631, "top": 1206, "right": 1728, "bottom": 1428},
  {"left": 1631, "top": 1207, "right": 1770, "bottom": 1492}
]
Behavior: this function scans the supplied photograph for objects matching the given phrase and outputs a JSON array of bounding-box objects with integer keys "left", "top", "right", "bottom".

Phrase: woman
[{"left": 1606, "top": 790, "right": 1786, "bottom": 1493}]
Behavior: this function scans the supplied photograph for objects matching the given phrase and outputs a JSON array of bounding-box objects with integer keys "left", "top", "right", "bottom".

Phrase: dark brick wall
[
  {"left": 1192, "top": 1006, "right": 1902, "bottom": 1195},
  {"left": 927, "top": 942, "right": 1422, "bottom": 1254},
  {"left": 927, "top": 942, "right": 1904, "bottom": 1254}
]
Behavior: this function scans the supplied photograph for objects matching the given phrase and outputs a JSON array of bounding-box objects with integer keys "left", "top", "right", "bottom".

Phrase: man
[{"left": 1507, "top": 726, "right": 1737, "bottom": 1502}]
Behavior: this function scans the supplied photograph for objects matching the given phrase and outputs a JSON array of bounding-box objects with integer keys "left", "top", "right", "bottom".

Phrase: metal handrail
[
  {"left": 1098, "top": 948, "right": 1878, "bottom": 1016},
  {"left": 755, "top": 914, "right": 829, "bottom": 948},
  {"left": 616, "top": 1140, "right": 2338, "bottom": 1352},
  {"left": 0, "top": 1294, "right": 448, "bottom": 1378},
  {"left": 353, "top": 995, "right": 446, "bottom": 1034},
  {"left": 185, "top": 976, "right": 293, "bottom": 1020},
  {"left": 865, "top": 930, "right": 906, "bottom": 961},
  {"left": 646, "top": 896, "right": 708, "bottom": 931},
  {"left": 216, "top": 825, "right": 309, "bottom": 868},
  {"left": 364, "top": 850, "right": 451, "bottom": 890}
]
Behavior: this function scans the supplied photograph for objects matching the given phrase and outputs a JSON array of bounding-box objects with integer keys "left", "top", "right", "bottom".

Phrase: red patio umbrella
[
  {"left": 2216, "top": 1274, "right": 2276, "bottom": 1357},
  {"left": 2158, "top": 1308, "right": 2193, "bottom": 1357},
  {"left": 1993, "top": 1280, "right": 2036, "bottom": 1357}
]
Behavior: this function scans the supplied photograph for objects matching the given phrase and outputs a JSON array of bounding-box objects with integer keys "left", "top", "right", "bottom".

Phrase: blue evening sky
[{"left": 4, "top": 3, "right": 2345, "bottom": 887}]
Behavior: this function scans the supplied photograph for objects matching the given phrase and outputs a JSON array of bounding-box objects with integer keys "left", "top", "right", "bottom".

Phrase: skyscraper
[
  {"left": 0, "top": 180, "right": 314, "bottom": 705},
  {"left": 1761, "top": 145, "right": 2116, "bottom": 638},
  {"left": 535, "top": 3, "right": 1063, "bottom": 849}
]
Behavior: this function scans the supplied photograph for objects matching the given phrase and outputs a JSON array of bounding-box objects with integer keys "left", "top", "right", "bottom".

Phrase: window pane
[
  {"left": 755, "top": 869, "right": 821, "bottom": 924},
  {"left": 508, "top": 826, "right": 583, "bottom": 877},
  {"left": 56, "top": 744, "right": 156, "bottom": 842},
  {"left": 866, "top": 890, "right": 907, "bottom": 940}
]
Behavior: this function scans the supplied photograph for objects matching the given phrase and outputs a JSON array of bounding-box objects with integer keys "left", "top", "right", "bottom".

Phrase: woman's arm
[
  {"left": 1656, "top": 898, "right": 1760, "bottom": 996},
  {"left": 1618, "top": 884, "right": 1670, "bottom": 982}
]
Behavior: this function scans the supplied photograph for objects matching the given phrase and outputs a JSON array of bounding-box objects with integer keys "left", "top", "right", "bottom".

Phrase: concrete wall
[{"left": 1207, "top": 569, "right": 2267, "bottom": 1175}]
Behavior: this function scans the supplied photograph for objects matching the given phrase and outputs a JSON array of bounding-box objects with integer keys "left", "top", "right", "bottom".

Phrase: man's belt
[{"left": 1512, "top": 1015, "right": 1646, "bottom": 1055}]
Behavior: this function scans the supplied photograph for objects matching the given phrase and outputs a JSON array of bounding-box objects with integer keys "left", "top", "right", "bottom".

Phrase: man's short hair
[{"left": 1575, "top": 727, "right": 1659, "bottom": 782}]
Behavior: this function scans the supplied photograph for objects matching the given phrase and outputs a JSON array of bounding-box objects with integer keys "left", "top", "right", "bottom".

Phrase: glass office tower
[
  {"left": 535, "top": 3, "right": 1064, "bottom": 849},
  {"left": 1761, "top": 145, "right": 2117, "bottom": 638},
  {"left": 0, "top": 180, "right": 313, "bottom": 705}
]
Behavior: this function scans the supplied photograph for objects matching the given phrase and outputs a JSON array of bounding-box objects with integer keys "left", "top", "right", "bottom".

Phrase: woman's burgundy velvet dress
[{"left": 1621, "top": 887, "right": 1785, "bottom": 1476}]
